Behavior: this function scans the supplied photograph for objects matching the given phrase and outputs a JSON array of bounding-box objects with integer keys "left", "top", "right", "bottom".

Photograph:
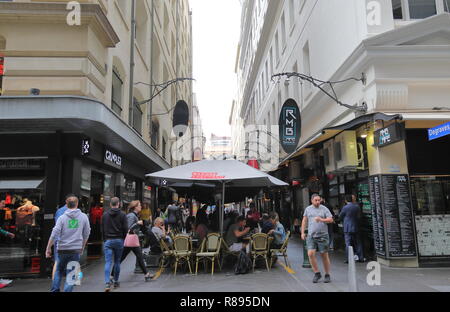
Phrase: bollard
[
  {"left": 302, "top": 230, "right": 311, "bottom": 268},
  {"left": 348, "top": 245, "right": 358, "bottom": 292}
]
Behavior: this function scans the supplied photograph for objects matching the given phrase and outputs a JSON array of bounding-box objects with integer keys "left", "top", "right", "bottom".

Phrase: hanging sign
[
  {"left": 279, "top": 99, "right": 301, "bottom": 153},
  {"left": 373, "top": 123, "right": 404, "bottom": 147}
]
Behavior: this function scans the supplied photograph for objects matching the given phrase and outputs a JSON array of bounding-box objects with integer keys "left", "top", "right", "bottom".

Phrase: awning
[
  {"left": 0, "top": 179, "right": 45, "bottom": 190},
  {"left": 324, "top": 112, "right": 402, "bottom": 131},
  {"left": 400, "top": 112, "right": 450, "bottom": 121}
]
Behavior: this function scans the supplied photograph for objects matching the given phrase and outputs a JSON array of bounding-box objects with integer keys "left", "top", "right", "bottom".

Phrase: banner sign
[{"left": 279, "top": 99, "right": 301, "bottom": 153}]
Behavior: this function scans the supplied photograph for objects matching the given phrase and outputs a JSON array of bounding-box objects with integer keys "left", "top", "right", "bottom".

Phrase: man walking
[
  {"left": 46, "top": 195, "right": 90, "bottom": 292},
  {"left": 339, "top": 195, "right": 364, "bottom": 263},
  {"left": 101, "top": 197, "right": 128, "bottom": 292},
  {"left": 52, "top": 194, "right": 73, "bottom": 280},
  {"left": 301, "top": 194, "right": 334, "bottom": 283}
]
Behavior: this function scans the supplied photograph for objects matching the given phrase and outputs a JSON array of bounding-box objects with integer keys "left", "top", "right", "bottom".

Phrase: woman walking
[{"left": 120, "top": 200, "right": 153, "bottom": 281}]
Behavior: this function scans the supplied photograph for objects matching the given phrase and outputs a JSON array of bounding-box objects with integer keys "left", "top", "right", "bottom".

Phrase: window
[
  {"left": 151, "top": 121, "right": 159, "bottom": 149},
  {"left": 408, "top": 0, "right": 436, "bottom": 19},
  {"left": 392, "top": 0, "right": 403, "bottom": 19},
  {"left": 0, "top": 56, "right": 4, "bottom": 96},
  {"left": 302, "top": 42, "right": 311, "bottom": 92},
  {"left": 162, "top": 137, "right": 167, "bottom": 159},
  {"left": 111, "top": 69, "right": 123, "bottom": 116},
  {"left": 132, "top": 98, "right": 142, "bottom": 135},
  {"left": 289, "top": 0, "right": 295, "bottom": 30},
  {"left": 275, "top": 32, "right": 280, "bottom": 63},
  {"left": 281, "top": 13, "right": 286, "bottom": 50}
]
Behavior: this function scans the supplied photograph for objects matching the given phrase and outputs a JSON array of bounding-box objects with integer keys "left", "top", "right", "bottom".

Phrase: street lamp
[{"left": 272, "top": 72, "right": 367, "bottom": 112}]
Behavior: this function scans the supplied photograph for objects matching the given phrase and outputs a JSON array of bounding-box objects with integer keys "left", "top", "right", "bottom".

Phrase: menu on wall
[
  {"left": 358, "top": 181, "right": 373, "bottom": 239},
  {"left": 369, "top": 175, "right": 417, "bottom": 258},
  {"left": 369, "top": 176, "right": 386, "bottom": 257}
]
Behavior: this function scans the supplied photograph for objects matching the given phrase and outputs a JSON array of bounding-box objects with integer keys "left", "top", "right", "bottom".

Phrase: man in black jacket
[{"left": 101, "top": 197, "right": 128, "bottom": 292}]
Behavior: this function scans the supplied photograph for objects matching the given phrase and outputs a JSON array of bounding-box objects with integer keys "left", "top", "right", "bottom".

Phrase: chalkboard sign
[
  {"left": 369, "top": 176, "right": 386, "bottom": 257},
  {"left": 369, "top": 174, "right": 417, "bottom": 259}
]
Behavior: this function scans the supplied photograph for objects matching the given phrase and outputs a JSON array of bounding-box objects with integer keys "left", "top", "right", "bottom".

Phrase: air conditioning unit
[
  {"left": 303, "top": 150, "right": 314, "bottom": 169},
  {"left": 334, "top": 131, "right": 358, "bottom": 172},
  {"left": 323, "top": 139, "right": 336, "bottom": 174}
]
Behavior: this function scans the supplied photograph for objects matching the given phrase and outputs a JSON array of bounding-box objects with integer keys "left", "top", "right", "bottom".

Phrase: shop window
[
  {"left": 0, "top": 170, "right": 46, "bottom": 275},
  {"left": 411, "top": 177, "right": 450, "bottom": 215},
  {"left": 112, "top": 69, "right": 123, "bottom": 116},
  {"left": 0, "top": 56, "right": 3, "bottom": 96}
]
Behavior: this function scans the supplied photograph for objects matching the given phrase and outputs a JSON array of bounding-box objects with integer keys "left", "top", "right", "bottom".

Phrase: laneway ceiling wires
[
  {"left": 134, "top": 77, "right": 195, "bottom": 107},
  {"left": 271, "top": 72, "right": 367, "bottom": 112}
]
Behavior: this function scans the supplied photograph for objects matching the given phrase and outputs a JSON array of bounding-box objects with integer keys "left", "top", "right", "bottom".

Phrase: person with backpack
[
  {"left": 120, "top": 200, "right": 153, "bottom": 282},
  {"left": 46, "top": 195, "right": 90, "bottom": 292},
  {"left": 101, "top": 197, "right": 128, "bottom": 292}
]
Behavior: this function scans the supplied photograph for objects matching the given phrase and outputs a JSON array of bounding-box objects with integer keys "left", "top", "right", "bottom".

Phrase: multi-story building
[
  {"left": 0, "top": 0, "right": 194, "bottom": 277},
  {"left": 204, "top": 134, "right": 233, "bottom": 160},
  {"left": 232, "top": 0, "right": 450, "bottom": 268}
]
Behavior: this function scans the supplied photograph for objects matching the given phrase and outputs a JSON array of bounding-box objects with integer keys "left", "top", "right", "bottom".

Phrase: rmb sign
[{"left": 279, "top": 99, "right": 301, "bottom": 154}]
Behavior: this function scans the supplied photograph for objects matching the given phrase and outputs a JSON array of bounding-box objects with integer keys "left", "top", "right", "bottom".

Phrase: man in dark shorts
[{"left": 301, "top": 194, "right": 334, "bottom": 283}]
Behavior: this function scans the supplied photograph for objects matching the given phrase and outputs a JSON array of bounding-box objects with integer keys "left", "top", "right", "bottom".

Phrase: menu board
[
  {"left": 369, "top": 176, "right": 386, "bottom": 257},
  {"left": 357, "top": 181, "right": 373, "bottom": 239},
  {"left": 369, "top": 175, "right": 417, "bottom": 258},
  {"left": 382, "top": 175, "right": 417, "bottom": 257}
]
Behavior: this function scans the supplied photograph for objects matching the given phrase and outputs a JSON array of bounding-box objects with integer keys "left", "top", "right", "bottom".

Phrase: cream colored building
[{"left": 0, "top": 0, "right": 194, "bottom": 166}]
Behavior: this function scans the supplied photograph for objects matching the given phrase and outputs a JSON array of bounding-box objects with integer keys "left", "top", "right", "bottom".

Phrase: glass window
[
  {"left": 445, "top": 0, "right": 450, "bottom": 12},
  {"left": 151, "top": 121, "right": 159, "bottom": 149},
  {"left": 132, "top": 98, "right": 142, "bottom": 135},
  {"left": 111, "top": 70, "right": 123, "bottom": 116},
  {"left": 408, "top": 0, "right": 437, "bottom": 19},
  {"left": 411, "top": 177, "right": 450, "bottom": 215},
  {"left": 0, "top": 57, "right": 4, "bottom": 96},
  {"left": 392, "top": 0, "right": 403, "bottom": 19}
]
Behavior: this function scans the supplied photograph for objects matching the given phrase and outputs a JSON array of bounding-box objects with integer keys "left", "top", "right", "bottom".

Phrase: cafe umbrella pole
[{"left": 220, "top": 181, "right": 226, "bottom": 236}]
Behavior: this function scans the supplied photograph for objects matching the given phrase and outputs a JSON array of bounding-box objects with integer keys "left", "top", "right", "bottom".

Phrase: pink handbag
[{"left": 124, "top": 232, "right": 140, "bottom": 247}]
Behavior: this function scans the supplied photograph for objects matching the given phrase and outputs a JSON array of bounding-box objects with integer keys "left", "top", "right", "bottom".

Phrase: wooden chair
[
  {"left": 270, "top": 231, "right": 291, "bottom": 268},
  {"left": 159, "top": 238, "right": 174, "bottom": 271},
  {"left": 195, "top": 233, "right": 222, "bottom": 275},
  {"left": 250, "top": 233, "right": 270, "bottom": 272},
  {"left": 173, "top": 235, "right": 193, "bottom": 275}
]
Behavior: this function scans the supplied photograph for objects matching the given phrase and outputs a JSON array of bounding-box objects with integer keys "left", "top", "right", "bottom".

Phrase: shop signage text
[
  {"left": 81, "top": 139, "right": 90, "bottom": 156},
  {"left": 104, "top": 149, "right": 122, "bottom": 169},
  {"left": 191, "top": 172, "right": 225, "bottom": 179},
  {"left": 0, "top": 159, "right": 43, "bottom": 170},
  {"left": 373, "top": 123, "right": 404, "bottom": 148},
  {"left": 428, "top": 121, "right": 450, "bottom": 141},
  {"left": 279, "top": 99, "right": 301, "bottom": 154}
]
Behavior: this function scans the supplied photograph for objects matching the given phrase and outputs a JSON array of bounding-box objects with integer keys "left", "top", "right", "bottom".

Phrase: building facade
[
  {"left": 0, "top": 0, "right": 196, "bottom": 277},
  {"left": 232, "top": 0, "right": 450, "bottom": 267}
]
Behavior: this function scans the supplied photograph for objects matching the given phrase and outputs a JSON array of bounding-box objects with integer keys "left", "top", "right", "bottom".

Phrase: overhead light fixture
[{"left": 360, "top": 133, "right": 368, "bottom": 139}]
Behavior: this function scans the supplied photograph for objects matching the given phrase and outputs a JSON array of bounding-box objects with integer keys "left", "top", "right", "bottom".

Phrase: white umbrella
[{"left": 146, "top": 159, "right": 288, "bottom": 234}]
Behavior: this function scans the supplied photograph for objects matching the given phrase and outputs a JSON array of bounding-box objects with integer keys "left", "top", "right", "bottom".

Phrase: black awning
[{"left": 324, "top": 113, "right": 402, "bottom": 131}]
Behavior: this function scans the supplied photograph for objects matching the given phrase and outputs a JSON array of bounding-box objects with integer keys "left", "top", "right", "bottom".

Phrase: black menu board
[
  {"left": 369, "top": 175, "right": 417, "bottom": 258},
  {"left": 357, "top": 181, "right": 373, "bottom": 239},
  {"left": 369, "top": 176, "right": 386, "bottom": 257},
  {"left": 381, "top": 175, "right": 417, "bottom": 257}
]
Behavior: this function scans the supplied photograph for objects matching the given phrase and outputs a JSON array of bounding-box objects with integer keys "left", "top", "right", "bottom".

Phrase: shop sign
[
  {"left": 81, "top": 138, "right": 90, "bottom": 156},
  {"left": 104, "top": 149, "right": 122, "bottom": 169},
  {"left": 428, "top": 121, "right": 450, "bottom": 141},
  {"left": 373, "top": 123, "right": 404, "bottom": 148},
  {"left": 0, "top": 159, "right": 43, "bottom": 170},
  {"left": 279, "top": 99, "right": 301, "bottom": 153}
]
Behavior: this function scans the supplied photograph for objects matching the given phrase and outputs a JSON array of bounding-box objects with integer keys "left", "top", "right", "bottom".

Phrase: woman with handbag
[{"left": 119, "top": 200, "right": 153, "bottom": 282}]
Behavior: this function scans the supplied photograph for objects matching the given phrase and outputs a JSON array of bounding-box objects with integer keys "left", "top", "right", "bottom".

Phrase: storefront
[{"left": 0, "top": 96, "right": 169, "bottom": 277}]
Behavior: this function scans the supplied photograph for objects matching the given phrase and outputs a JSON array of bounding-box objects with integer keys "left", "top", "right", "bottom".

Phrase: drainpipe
[
  {"left": 149, "top": 0, "right": 154, "bottom": 137},
  {"left": 129, "top": 0, "right": 136, "bottom": 128}
]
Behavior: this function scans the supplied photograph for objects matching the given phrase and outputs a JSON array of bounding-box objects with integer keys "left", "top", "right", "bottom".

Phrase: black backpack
[
  {"left": 147, "top": 228, "right": 162, "bottom": 254},
  {"left": 234, "top": 250, "right": 252, "bottom": 274}
]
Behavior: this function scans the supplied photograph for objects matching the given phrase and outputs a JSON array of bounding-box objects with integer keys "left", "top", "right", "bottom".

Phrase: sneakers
[
  {"left": 113, "top": 281, "right": 120, "bottom": 289},
  {"left": 324, "top": 274, "right": 331, "bottom": 283},
  {"left": 312, "top": 272, "right": 322, "bottom": 283},
  {"left": 105, "top": 283, "right": 111, "bottom": 292}
]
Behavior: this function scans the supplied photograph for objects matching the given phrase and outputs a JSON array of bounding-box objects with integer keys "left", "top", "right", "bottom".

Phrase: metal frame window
[
  {"left": 392, "top": 0, "right": 445, "bottom": 20},
  {"left": 111, "top": 69, "right": 123, "bottom": 116},
  {"left": 132, "top": 97, "right": 142, "bottom": 135}
]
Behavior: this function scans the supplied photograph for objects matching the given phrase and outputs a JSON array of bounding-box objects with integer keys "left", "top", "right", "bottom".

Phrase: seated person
[
  {"left": 267, "top": 212, "right": 286, "bottom": 249},
  {"left": 246, "top": 203, "right": 261, "bottom": 230},
  {"left": 225, "top": 216, "right": 250, "bottom": 253},
  {"left": 152, "top": 217, "right": 173, "bottom": 246},
  {"left": 260, "top": 214, "right": 274, "bottom": 234}
]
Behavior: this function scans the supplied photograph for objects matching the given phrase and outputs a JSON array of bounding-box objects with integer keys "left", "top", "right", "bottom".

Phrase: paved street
[{"left": 2, "top": 237, "right": 449, "bottom": 292}]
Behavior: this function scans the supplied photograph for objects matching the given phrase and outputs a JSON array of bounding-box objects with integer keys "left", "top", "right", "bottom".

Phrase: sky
[{"left": 189, "top": 0, "right": 242, "bottom": 139}]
